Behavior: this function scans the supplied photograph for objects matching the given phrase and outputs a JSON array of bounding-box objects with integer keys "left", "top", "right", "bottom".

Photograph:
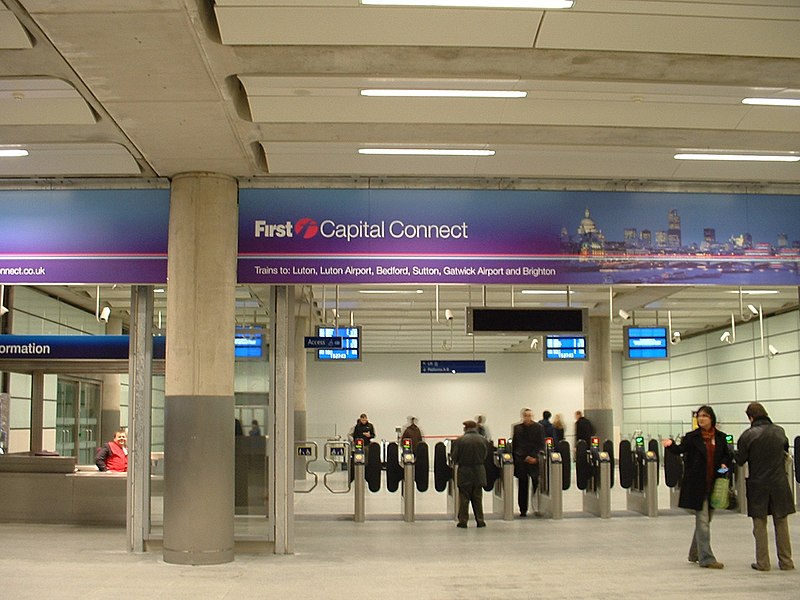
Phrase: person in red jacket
[{"left": 95, "top": 429, "right": 128, "bottom": 472}]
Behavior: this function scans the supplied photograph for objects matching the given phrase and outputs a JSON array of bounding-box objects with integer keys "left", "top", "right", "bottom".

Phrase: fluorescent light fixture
[
  {"left": 726, "top": 290, "right": 778, "bottom": 295},
  {"left": 742, "top": 98, "right": 800, "bottom": 107},
  {"left": 520, "top": 289, "right": 574, "bottom": 295},
  {"left": 361, "top": 89, "right": 526, "bottom": 98},
  {"left": 0, "top": 149, "right": 29, "bottom": 157},
  {"left": 359, "top": 148, "right": 495, "bottom": 156},
  {"left": 361, "top": 0, "right": 574, "bottom": 7},
  {"left": 359, "top": 289, "right": 424, "bottom": 294},
  {"left": 674, "top": 153, "right": 800, "bottom": 162},
  {"left": 154, "top": 288, "right": 166, "bottom": 293}
]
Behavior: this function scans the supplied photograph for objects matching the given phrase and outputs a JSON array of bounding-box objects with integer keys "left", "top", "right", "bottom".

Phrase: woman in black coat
[{"left": 663, "top": 405, "right": 733, "bottom": 569}]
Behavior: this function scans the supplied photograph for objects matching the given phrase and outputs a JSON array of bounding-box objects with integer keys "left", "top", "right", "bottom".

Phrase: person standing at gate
[
  {"left": 574, "top": 410, "right": 593, "bottom": 447},
  {"left": 736, "top": 402, "right": 795, "bottom": 572},
  {"left": 552, "top": 413, "right": 565, "bottom": 444},
  {"left": 662, "top": 405, "right": 732, "bottom": 569},
  {"left": 95, "top": 429, "right": 128, "bottom": 472},
  {"left": 511, "top": 408, "right": 545, "bottom": 517},
  {"left": 451, "top": 419, "right": 490, "bottom": 528},
  {"left": 400, "top": 416, "right": 423, "bottom": 451},
  {"left": 351, "top": 413, "right": 376, "bottom": 444}
]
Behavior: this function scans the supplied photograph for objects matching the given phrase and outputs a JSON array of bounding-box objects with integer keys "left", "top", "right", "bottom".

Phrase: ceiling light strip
[
  {"left": 359, "top": 148, "right": 495, "bottom": 156},
  {"left": 674, "top": 153, "right": 799, "bottom": 162},
  {"left": 361, "top": 0, "right": 574, "bottom": 7},
  {"left": 742, "top": 98, "right": 800, "bottom": 107},
  {"left": 0, "top": 149, "right": 29, "bottom": 157},
  {"left": 360, "top": 89, "right": 527, "bottom": 98}
]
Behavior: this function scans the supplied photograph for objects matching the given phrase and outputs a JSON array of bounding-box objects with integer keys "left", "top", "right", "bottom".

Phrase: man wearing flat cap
[{"left": 451, "top": 419, "right": 491, "bottom": 528}]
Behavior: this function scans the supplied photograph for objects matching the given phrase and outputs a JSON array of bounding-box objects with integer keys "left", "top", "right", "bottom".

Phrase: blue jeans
[{"left": 690, "top": 499, "right": 716, "bottom": 566}]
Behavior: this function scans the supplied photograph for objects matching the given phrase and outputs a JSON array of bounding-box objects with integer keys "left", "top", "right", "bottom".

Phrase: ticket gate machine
[
  {"left": 492, "top": 438, "right": 515, "bottom": 521},
  {"left": 579, "top": 437, "right": 612, "bottom": 518},
  {"left": 323, "top": 441, "right": 352, "bottom": 493},
  {"left": 621, "top": 435, "right": 659, "bottom": 517},
  {"left": 401, "top": 438, "right": 416, "bottom": 523},
  {"left": 350, "top": 439, "right": 366, "bottom": 522},
  {"left": 294, "top": 441, "right": 319, "bottom": 493},
  {"left": 536, "top": 438, "right": 563, "bottom": 520}
]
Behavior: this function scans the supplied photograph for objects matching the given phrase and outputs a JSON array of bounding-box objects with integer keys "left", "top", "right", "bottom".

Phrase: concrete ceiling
[{"left": 2, "top": 0, "right": 800, "bottom": 353}]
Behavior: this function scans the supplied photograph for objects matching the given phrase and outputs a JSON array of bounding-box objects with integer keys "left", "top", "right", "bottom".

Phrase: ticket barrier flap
[
  {"left": 536, "top": 445, "right": 563, "bottom": 520},
  {"left": 294, "top": 442, "right": 319, "bottom": 494}
]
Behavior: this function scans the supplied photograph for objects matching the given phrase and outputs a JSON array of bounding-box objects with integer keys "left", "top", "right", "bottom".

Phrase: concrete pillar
[
  {"left": 163, "top": 173, "right": 237, "bottom": 565},
  {"left": 294, "top": 309, "right": 308, "bottom": 480},
  {"left": 101, "top": 316, "right": 123, "bottom": 441},
  {"left": 583, "top": 316, "right": 613, "bottom": 443}
]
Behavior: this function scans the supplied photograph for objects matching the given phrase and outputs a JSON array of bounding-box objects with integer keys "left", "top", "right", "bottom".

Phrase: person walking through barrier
[
  {"left": 663, "top": 405, "right": 732, "bottom": 569},
  {"left": 400, "top": 416, "right": 423, "bottom": 450},
  {"left": 736, "top": 402, "right": 795, "bottom": 572},
  {"left": 512, "top": 408, "right": 545, "bottom": 517},
  {"left": 451, "top": 419, "right": 490, "bottom": 528}
]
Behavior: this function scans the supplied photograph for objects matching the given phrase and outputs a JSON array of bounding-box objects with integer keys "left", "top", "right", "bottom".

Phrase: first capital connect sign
[{"left": 254, "top": 217, "right": 469, "bottom": 242}]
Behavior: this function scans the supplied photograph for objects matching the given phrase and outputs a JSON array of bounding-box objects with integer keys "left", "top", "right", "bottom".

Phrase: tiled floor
[{"left": 2, "top": 479, "right": 798, "bottom": 599}]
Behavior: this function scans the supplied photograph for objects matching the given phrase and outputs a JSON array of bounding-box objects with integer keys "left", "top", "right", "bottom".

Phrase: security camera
[
  {"left": 720, "top": 331, "right": 730, "bottom": 343},
  {"left": 530, "top": 337, "right": 540, "bottom": 351},
  {"left": 671, "top": 331, "right": 681, "bottom": 344},
  {"left": 444, "top": 309, "right": 454, "bottom": 321},
  {"left": 99, "top": 305, "right": 111, "bottom": 323},
  {"left": 768, "top": 344, "right": 779, "bottom": 357},
  {"left": 0, "top": 305, "right": 7, "bottom": 317},
  {"left": 618, "top": 309, "right": 630, "bottom": 320}
]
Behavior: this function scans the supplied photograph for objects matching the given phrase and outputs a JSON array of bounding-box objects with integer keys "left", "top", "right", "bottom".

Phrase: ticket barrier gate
[
  {"left": 577, "top": 437, "right": 612, "bottom": 519},
  {"left": 294, "top": 441, "right": 320, "bottom": 493},
  {"left": 536, "top": 438, "right": 564, "bottom": 520},
  {"left": 401, "top": 438, "right": 416, "bottom": 522},
  {"left": 794, "top": 436, "right": 800, "bottom": 510},
  {"left": 349, "top": 440, "right": 366, "bottom": 523},
  {"left": 620, "top": 435, "right": 658, "bottom": 517},
  {"left": 492, "top": 438, "right": 515, "bottom": 521}
]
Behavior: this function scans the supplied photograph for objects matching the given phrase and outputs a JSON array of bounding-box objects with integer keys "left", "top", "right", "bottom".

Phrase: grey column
[
  {"left": 271, "top": 285, "right": 295, "bottom": 554},
  {"left": 583, "top": 316, "right": 613, "bottom": 443},
  {"left": 163, "top": 173, "right": 237, "bottom": 565},
  {"left": 128, "top": 285, "right": 154, "bottom": 553},
  {"left": 294, "top": 309, "right": 308, "bottom": 480},
  {"left": 30, "top": 370, "right": 44, "bottom": 454}
]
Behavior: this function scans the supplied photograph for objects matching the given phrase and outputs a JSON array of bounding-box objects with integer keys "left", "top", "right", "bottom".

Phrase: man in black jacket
[
  {"left": 737, "top": 402, "right": 795, "bottom": 572},
  {"left": 512, "top": 408, "right": 545, "bottom": 517},
  {"left": 451, "top": 419, "right": 490, "bottom": 528}
]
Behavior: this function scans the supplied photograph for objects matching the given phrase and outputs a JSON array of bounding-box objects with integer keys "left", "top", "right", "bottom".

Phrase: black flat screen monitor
[{"left": 466, "top": 307, "right": 586, "bottom": 335}]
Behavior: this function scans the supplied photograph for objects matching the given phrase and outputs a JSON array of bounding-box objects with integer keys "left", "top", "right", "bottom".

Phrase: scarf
[{"left": 701, "top": 427, "right": 716, "bottom": 493}]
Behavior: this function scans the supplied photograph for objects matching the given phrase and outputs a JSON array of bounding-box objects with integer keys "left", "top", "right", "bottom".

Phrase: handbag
[{"left": 710, "top": 476, "right": 730, "bottom": 509}]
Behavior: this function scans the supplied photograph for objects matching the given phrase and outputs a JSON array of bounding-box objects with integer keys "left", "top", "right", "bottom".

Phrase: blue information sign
[
  {"left": 420, "top": 360, "right": 486, "bottom": 374},
  {"left": 624, "top": 326, "right": 669, "bottom": 360}
]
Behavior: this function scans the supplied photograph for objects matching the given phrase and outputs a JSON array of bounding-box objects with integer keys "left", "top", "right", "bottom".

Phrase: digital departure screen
[
  {"left": 624, "top": 326, "right": 668, "bottom": 360},
  {"left": 543, "top": 335, "right": 587, "bottom": 361},
  {"left": 316, "top": 326, "right": 361, "bottom": 361},
  {"left": 235, "top": 327, "right": 265, "bottom": 360}
]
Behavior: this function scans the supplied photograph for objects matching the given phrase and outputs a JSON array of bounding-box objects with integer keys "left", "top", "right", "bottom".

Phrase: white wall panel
[{"left": 707, "top": 361, "right": 756, "bottom": 385}]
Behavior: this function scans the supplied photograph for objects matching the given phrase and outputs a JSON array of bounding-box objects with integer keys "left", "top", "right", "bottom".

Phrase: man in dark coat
[
  {"left": 736, "top": 402, "right": 795, "bottom": 571},
  {"left": 511, "top": 408, "right": 545, "bottom": 517},
  {"left": 451, "top": 419, "right": 490, "bottom": 528},
  {"left": 574, "top": 410, "right": 593, "bottom": 446}
]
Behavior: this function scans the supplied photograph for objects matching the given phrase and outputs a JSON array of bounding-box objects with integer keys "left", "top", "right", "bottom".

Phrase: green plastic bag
[{"left": 710, "top": 476, "right": 730, "bottom": 509}]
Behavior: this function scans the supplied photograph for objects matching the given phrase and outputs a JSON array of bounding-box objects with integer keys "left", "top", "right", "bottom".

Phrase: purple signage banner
[
  {"left": 0, "top": 189, "right": 169, "bottom": 284},
  {"left": 238, "top": 189, "right": 800, "bottom": 286}
]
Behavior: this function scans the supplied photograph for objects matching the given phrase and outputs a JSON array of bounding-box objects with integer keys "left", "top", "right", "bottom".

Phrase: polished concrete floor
[{"left": 2, "top": 480, "right": 798, "bottom": 600}]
